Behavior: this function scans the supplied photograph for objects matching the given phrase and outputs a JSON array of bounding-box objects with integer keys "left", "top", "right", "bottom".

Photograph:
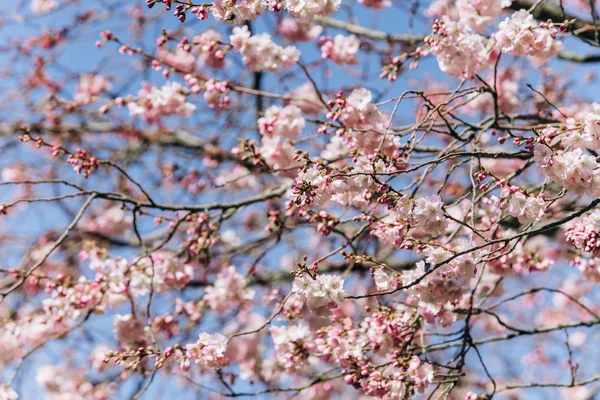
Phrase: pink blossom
[
  {"left": 0, "top": 385, "right": 18, "bottom": 400},
  {"left": 113, "top": 314, "right": 148, "bottom": 346},
  {"left": 211, "top": 0, "right": 266, "bottom": 23},
  {"left": 502, "top": 188, "right": 546, "bottom": 223},
  {"left": 284, "top": 0, "right": 341, "bottom": 19},
  {"left": 230, "top": 26, "right": 300, "bottom": 72},
  {"left": 202, "top": 79, "right": 230, "bottom": 109},
  {"left": 203, "top": 265, "right": 255, "bottom": 313},
  {"left": 258, "top": 135, "right": 301, "bottom": 171},
  {"left": 455, "top": 0, "right": 512, "bottom": 32},
  {"left": 426, "top": 17, "right": 493, "bottom": 78},
  {"left": 320, "top": 35, "right": 360, "bottom": 65},
  {"left": 286, "top": 82, "right": 325, "bottom": 114},
  {"left": 258, "top": 105, "right": 305, "bottom": 138},
  {"left": 358, "top": 0, "right": 391, "bottom": 9},
  {"left": 371, "top": 268, "right": 396, "bottom": 291},
  {"left": 413, "top": 195, "right": 449, "bottom": 237},
  {"left": 31, "top": 0, "right": 58, "bottom": 15},
  {"left": 277, "top": 17, "right": 323, "bottom": 42},
  {"left": 535, "top": 146, "right": 600, "bottom": 195},
  {"left": 270, "top": 324, "right": 313, "bottom": 372},
  {"left": 494, "top": 9, "right": 562, "bottom": 60},
  {"left": 74, "top": 74, "right": 110, "bottom": 104},
  {"left": 407, "top": 356, "right": 434, "bottom": 393},
  {"left": 156, "top": 47, "right": 196, "bottom": 73},
  {"left": 292, "top": 273, "right": 345, "bottom": 316},
  {"left": 128, "top": 81, "right": 196, "bottom": 123},
  {"left": 185, "top": 332, "right": 229, "bottom": 369},
  {"left": 192, "top": 30, "right": 226, "bottom": 69}
]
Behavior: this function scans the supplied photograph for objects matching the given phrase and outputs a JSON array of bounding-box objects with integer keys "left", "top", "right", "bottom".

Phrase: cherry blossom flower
[
  {"left": 185, "top": 332, "right": 229, "bottom": 369},
  {"left": 320, "top": 35, "right": 360, "bottom": 65},
  {"left": 0, "top": 385, "right": 18, "bottom": 400},
  {"left": 74, "top": 74, "right": 110, "bottom": 104},
  {"left": 31, "top": 0, "right": 58, "bottom": 15},
  {"left": 203, "top": 265, "right": 255, "bottom": 313},
  {"left": 494, "top": 9, "right": 562, "bottom": 60},
  {"left": 113, "top": 314, "right": 148, "bottom": 346},
  {"left": 284, "top": 0, "right": 341, "bottom": 19},
  {"left": 413, "top": 195, "right": 449, "bottom": 237},
  {"left": 270, "top": 324, "right": 314, "bottom": 372},
  {"left": 358, "top": 0, "right": 391, "bottom": 10},
  {"left": 292, "top": 273, "right": 346, "bottom": 316},
  {"left": 426, "top": 17, "right": 493, "bottom": 78},
  {"left": 277, "top": 17, "right": 323, "bottom": 42},
  {"left": 258, "top": 105, "right": 305, "bottom": 138},
  {"left": 128, "top": 81, "right": 196, "bottom": 123},
  {"left": 211, "top": 0, "right": 266, "bottom": 23},
  {"left": 230, "top": 26, "right": 300, "bottom": 72}
]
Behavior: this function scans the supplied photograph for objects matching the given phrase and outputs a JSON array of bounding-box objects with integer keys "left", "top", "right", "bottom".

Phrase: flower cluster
[
  {"left": 139, "top": 251, "right": 195, "bottom": 292},
  {"left": 277, "top": 17, "right": 323, "bottom": 42},
  {"left": 270, "top": 324, "right": 314, "bottom": 372},
  {"left": 36, "top": 365, "right": 115, "bottom": 400},
  {"left": 494, "top": 9, "right": 562, "bottom": 60},
  {"left": 74, "top": 74, "right": 110, "bottom": 104},
  {"left": 128, "top": 81, "right": 196, "bottom": 123},
  {"left": 535, "top": 146, "right": 600, "bottom": 195},
  {"left": 192, "top": 30, "right": 227, "bottom": 69},
  {"left": 201, "top": 79, "right": 231, "bottom": 109},
  {"left": 320, "top": 35, "right": 360, "bottom": 65},
  {"left": 179, "top": 333, "right": 229, "bottom": 371},
  {"left": 230, "top": 26, "right": 300, "bottom": 72},
  {"left": 203, "top": 265, "right": 255, "bottom": 313},
  {"left": 0, "top": 385, "right": 18, "bottom": 400},
  {"left": 258, "top": 105, "right": 305, "bottom": 138},
  {"left": 67, "top": 149, "right": 99, "bottom": 178},
  {"left": 292, "top": 273, "right": 346, "bottom": 316},
  {"left": 413, "top": 195, "right": 449, "bottom": 237},
  {"left": 211, "top": 0, "right": 266, "bottom": 24},
  {"left": 315, "top": 305, "right": 434, "bottom": 397},
  {"left": 565, "top": 210, "right": 600, "bottom": 256},
  {"left": 456, "top": 0, "right": 512, "bottom": 32},
  {"left": 358, "top": 0, "right": 391, "bottom": 10},
  {"left": 284, "top": 0, "right": 341, "bottom": 19},
  {"left": 113, "top": 314, "right": 148, "bottom": 346},
  {"left": 562, "top": 107, "right": 600, "bottom": 150},
  {"left": 496, "top": 186, "right": 546, "bottom": 223},
  {"left": 488, "top": 234, "right": 555, "bottom": 275},
  {"left": 401, "top": 241, "right": 480, "bottom": 325},
  {"left": 31, "top": 0, "right": 58, "bottom": 15},
  {"left": 426, "top": 17, "right": 492, "bottom": 79}
]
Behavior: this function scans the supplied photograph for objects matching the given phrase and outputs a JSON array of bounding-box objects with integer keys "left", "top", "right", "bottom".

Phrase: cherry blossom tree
[{"left": 2, "top": 0, "right": 600, "bottom": 398}]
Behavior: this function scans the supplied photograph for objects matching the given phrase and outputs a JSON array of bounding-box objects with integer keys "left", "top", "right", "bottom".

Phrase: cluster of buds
[
  {"left": 191, "top": 6, "right": 209, "bottom": 20},
  {"left": 185, "top": 213, "right": 220, "bottom": 256},
  {"left": 326, "top": 91, "right": 346, "bottom": 121},
  {"left": 291, "top": 179, "right": 318, "bottom": 209},
  {"left": 430, "top": 18, "right": 448, "bottom": 36},
  {"left": 231, "top": 138, "right": 269, "bottom": 167},
  {"left": 203, "top": 79, "right": 230, "bottom": 109},
  {"left": 474, "top": 169, "right": 488, "bottom": 184},
  {"left": 268, "top": 0, "right": 283, "bottom": 12},
  {"left": 153, "top": 314, "right": 180, "bottom": 339},
  {"left": 513, "top": 136, "right": 536, "bottom": 153},
  {"left": 67, "top": 149, "right": 99, "bottom": 178},
  {"left": 380, "top": 55, "right": 405, "bottom": 82},
  {"left": 539, "top": 19, "right": 569, "bottom": 39},
  {"left": 146, "top": 0, "right": 173, "bottom": 11},
  {"left": 306, "top": 211, "right": 339, "bottom": 236},
  {"left": 265, "top": 210, "right": 284, "bottom": 232},
  {"left": 95, "top": 30, "right": 116, "bottom": 48}
]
